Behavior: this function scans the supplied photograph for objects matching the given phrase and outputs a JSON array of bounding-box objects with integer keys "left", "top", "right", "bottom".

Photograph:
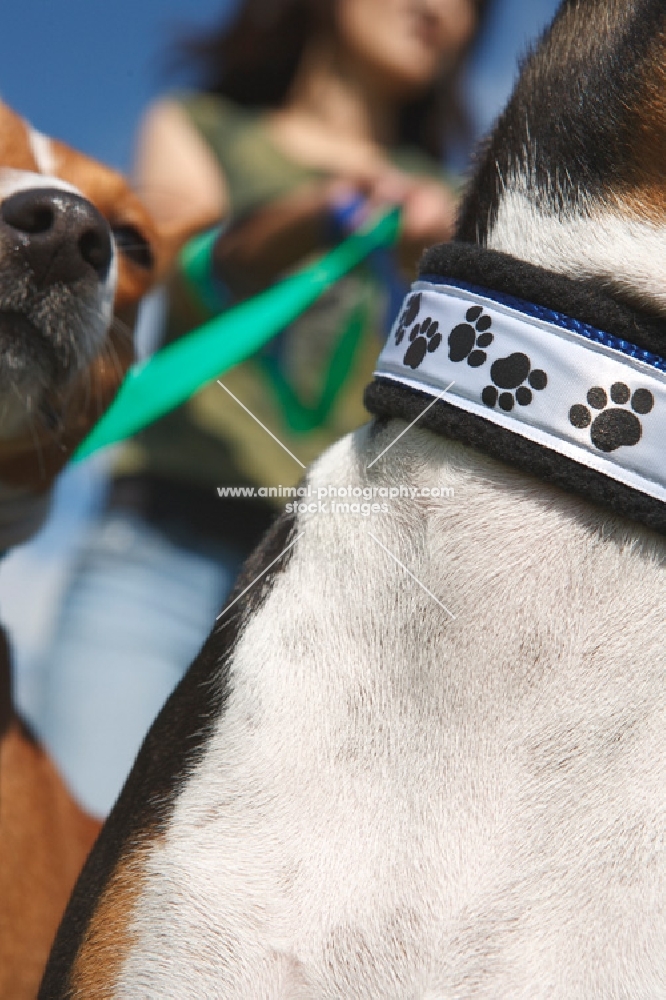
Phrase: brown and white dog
[
  {"left": 40, "top": 1, "right": 666, "bottom": 996},
  {"left": 0, "top": 100, "right": 162, "bottom": 1000}
]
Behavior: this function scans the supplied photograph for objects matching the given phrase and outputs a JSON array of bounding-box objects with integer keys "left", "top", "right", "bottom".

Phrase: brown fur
[
  {"left": 0, "top": 719, "right": 101, "bottom": 1000},
  {"left": 68, "top": 848, "right": 150, "bottom": 1000},
  {"left": 458, "top": 0, "right": 666, "bottom": 245},
  {"left": 620, "top": 24, "right": 666, "bottom": 222}
]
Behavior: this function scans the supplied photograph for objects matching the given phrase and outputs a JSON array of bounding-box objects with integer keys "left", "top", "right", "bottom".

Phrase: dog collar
[
  {"left": 375, "top": 277, "right": 666, "bottom": 502},
  {"left": 366, "top": 264, "right": 666, "bottom": 533}
]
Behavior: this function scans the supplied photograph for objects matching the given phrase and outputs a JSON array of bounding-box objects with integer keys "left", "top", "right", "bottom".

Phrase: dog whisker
[
  {"left": 102, "top": 335, "right": 129, "bottom": 384},
  {"left": 109, "top": 313, "right": 135, "bottom": 346}
]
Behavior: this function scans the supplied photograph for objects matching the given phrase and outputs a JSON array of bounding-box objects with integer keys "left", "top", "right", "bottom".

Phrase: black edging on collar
[
  {"left": 419, "top": 243, "right": 666, "bottom": 355},
  {"left": 364, "top": 243, "right": 666, "bottom": 536}
]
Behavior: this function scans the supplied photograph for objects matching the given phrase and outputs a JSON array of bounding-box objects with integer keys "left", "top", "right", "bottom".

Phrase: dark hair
[{"left": 176, "top": 0, "right": 491, "bottom": 160}]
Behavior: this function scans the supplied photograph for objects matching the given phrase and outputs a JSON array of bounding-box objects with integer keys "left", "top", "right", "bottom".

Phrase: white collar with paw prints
[{"left": 375, "top": 277, "right": 666, "bottom": 506}]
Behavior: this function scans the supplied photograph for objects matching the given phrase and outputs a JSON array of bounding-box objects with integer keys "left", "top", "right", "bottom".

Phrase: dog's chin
[
  {"left": 0, "top": 312, "right": 63, "bottom": 438},
  {"left": 0, "top": 310, "right": 59, "bottom": 372}
]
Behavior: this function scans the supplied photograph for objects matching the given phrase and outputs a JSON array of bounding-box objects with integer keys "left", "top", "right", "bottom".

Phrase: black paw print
[
  {"left": 448, "top": 306, "right": 494, "bottom": 367},
  {"left": 403, "top": 316, "right": 442, "bottom": 369},
  {"left": 481, "top": 353, "right": 547, "bottom": 411},
  {"left": 394, "top": 293, "right": 422, "bottom": 346},
  {"left": 569, "top": 383, "right": 654, "bottom": 452}
]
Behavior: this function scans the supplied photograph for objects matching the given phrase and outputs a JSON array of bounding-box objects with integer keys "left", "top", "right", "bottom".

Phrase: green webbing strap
[
  {"left": 73, "top": 207, "right": 401, "bottom": 462},
  {"left": 257, "top": 298, "right": 369, "bottom": 434},
  {"left": 182, "top": 224, "right": 372, "bottom": 433},
  {"left": 178, "top": 224, "right": 230, "bottom": 314}
]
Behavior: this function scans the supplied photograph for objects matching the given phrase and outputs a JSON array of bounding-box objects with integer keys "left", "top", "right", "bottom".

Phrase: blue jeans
[{"left": 37, "top": 508, "right": 242, "bottom": 817}]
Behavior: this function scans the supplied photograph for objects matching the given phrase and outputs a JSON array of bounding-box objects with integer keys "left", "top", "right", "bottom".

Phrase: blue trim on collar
[{"left": 420, "top": 274, "right": 666, "bottom": 374}]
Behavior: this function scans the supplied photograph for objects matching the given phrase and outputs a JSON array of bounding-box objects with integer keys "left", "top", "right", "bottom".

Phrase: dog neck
[{"left": 365, "top": 243, "right": 666, "bottom": 535}]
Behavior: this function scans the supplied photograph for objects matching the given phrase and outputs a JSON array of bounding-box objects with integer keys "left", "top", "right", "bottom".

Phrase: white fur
[
  {"left": 114, "top": 426, "right": 666, "bottom": 998},
  {"left": 488, "top": 181, "right": 666, "bottom": 313},
  {"left": 0, "top": 166, "right": 80, "bottom": 200},
  {"left": 26, "top": 125, "right": 56, "bottom": 177}
]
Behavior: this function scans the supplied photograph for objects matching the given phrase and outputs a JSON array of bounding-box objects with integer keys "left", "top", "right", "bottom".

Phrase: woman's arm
[
  {"left": 212, "top": 174, "right": 458, "bottom": 298},
  {"left": 133, "top": 99, "right": 230, "bottom": 248},
  {"left": 211, "top": 180, "right": 348, "bottom": 299}
]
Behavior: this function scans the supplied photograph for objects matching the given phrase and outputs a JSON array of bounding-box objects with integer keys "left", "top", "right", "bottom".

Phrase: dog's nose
[{"left": 0, "top": 187, "right": 113, "bottom": 285}]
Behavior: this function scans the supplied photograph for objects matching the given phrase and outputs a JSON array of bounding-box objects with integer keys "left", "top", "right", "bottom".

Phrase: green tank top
[{"left": 116, "top": 93, "right": 450, "bottom": 498}]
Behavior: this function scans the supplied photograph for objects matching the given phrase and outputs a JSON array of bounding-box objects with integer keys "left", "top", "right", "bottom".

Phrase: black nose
[{"left": 0, "top": 187, "right": 113, "bottom": 285}]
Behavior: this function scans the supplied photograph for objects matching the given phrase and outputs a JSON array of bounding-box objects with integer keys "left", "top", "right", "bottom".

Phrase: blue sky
[{"left": 1, "top": 0, "right": 559, "bottom": 174}]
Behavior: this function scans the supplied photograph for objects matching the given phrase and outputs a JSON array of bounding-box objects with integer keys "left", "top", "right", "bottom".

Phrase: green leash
[
  {"left": 257, "top": 298, "right": 369, "bottom": 434},
  {"left": 74, "top": 207, "right": 401, "bottom": 462}
]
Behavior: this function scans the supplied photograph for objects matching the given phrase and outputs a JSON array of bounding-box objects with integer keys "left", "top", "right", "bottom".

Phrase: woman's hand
[
  {"left": 211, "top": 170, "right": 458, "bottom": 300},
  {"left": 343, "top": 168, "right": 458, "bottom": 273},
  {"left": 212, "top": 181, "right": 343, "bottom": 300},
  {"left": 396, "top": 177, "right": 458, "bottom": 267}
]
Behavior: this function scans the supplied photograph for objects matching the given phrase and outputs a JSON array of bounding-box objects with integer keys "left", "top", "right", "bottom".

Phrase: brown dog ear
[{"left": 0, "top": 102, "right": 39, "bottom": 173}]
